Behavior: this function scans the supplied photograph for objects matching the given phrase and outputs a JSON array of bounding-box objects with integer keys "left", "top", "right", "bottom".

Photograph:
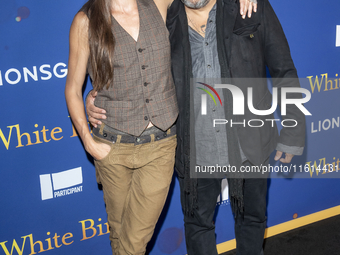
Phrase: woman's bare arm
[{"left": 65, "top": 12, "right": 110, "bottom": 160}]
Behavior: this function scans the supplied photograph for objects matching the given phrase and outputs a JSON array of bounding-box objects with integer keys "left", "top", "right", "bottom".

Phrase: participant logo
[
  {"left": 336, "top": 25, "right": 340, "bottom": 47},
  {"left": 39, "top": 167, "right": 83, "bottom": 200}
]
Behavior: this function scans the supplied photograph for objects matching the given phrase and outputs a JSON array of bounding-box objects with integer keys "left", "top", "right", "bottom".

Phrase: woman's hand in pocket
[{"left": 85, "top": 136, "right": 112, "bottom": 160}]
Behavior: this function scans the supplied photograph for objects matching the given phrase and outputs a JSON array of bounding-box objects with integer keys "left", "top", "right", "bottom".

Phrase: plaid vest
[{"left": 91, "top": 0, "right": 178, "bottom": 136}]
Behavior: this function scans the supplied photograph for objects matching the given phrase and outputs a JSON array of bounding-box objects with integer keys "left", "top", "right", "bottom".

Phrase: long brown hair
[{"left": 84, "top": 0, "right": 115, "bottom": 91}]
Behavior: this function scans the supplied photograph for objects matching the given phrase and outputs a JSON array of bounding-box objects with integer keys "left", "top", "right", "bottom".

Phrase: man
[{"left": 87, "top": 0, "right": 305, "bottom": 254}]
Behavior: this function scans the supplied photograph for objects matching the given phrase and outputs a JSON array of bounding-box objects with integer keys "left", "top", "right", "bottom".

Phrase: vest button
[
  {"left": 144, "top": 116, "right": 148, "bottom": 120},
  {"left": 103, "top": 133, "right": 107, "bottom": 137},
  {"left": 138, "top": 48, "right": 144, "bottom": 53},
  {"left": 146, "top": 99, "right": 149, "bottom": 103},
  {"left": 144, "top": 82, "right": 148, "bottom": 87},
  {"left": 142, "top": 65, "right": 148, "bottom": 70}
]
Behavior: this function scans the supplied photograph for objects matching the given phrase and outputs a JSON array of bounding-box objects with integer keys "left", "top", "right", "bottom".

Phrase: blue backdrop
[{"left": 1, "top": 0, "right": 340, "bottom": 254}]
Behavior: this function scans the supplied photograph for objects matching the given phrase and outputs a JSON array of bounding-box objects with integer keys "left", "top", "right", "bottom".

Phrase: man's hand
[
  {"left": 274, "top": 151, "right": 294, "bottom": 163},
  {"left": 85, "top": 91, "right": 106, "bottom": 128},
  {"left": 240, "top": 0, "right": 257, "bottom": 19}
]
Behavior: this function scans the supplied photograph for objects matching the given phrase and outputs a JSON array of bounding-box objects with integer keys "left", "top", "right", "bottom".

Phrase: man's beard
[{"left": 181, "top": 0, "right": 211, "bottom": 9}]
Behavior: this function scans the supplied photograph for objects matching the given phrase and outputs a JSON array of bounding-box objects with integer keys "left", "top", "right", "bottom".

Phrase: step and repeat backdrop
[{"left": 1, "top": 0, "right": 339, "bottom": 254}]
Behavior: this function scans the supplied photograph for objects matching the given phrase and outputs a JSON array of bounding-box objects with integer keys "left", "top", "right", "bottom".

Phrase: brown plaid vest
[{"left": 89, "top": 0, "right": 178, "bottom": 136}]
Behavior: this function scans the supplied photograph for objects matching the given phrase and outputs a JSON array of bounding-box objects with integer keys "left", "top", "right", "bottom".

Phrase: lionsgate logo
[
  {"left": 0, "top": 62, "right": 68, "bottom": 86},
  {"left": 198, "top": 81, "right": 312, "bottom": 128},
  {"left": 39, "top": 167, "right": 83, "bottom": 200}
]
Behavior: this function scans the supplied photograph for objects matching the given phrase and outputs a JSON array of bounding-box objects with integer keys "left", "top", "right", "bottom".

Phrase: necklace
[{"left": 187, "top": 15, "right": 206, "bottom": 36}]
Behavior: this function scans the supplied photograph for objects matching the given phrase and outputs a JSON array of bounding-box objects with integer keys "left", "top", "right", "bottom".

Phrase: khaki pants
[{"left": 93, "top": 134, "right": 176, "bottom": 255}]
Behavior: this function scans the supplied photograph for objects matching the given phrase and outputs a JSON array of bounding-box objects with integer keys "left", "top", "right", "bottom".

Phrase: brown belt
[{"left": 92, "top": 123, "right": 176, "bottom": 145}]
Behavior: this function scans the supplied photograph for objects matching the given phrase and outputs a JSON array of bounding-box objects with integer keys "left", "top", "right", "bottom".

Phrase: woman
[{"left": 65, "top": 0, "right": 256, "bottom": 254}]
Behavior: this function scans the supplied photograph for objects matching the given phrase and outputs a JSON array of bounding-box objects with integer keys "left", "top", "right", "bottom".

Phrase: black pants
[{"left": 179, "top": 162, "right": 268, "bottom": 255}]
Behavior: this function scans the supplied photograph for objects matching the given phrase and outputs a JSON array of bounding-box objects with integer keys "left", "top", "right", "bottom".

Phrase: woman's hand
[
  {"left": 240, "top": 0, "right": 257, "bottom": 19},
  {"left": 84, "top": 136, "right": 112, "bottom": 161}
]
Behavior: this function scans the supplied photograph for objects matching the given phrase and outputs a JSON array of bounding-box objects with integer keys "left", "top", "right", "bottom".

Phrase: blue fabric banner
[{"left": 1, "top": 0, "right": 339, "bottom": 254}]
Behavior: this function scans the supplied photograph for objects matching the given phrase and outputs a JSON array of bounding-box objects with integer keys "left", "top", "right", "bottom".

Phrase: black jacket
[{"left": 166, "top": 0, "right": 306, "bottom": 178}]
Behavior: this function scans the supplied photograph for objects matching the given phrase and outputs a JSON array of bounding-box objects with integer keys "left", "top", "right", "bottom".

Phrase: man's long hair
[{"left": 84, "top": 0, "right": 115, "bottom": 91}]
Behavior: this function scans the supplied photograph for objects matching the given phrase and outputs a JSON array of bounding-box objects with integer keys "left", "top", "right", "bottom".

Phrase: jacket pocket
[
  {"left": 233, "top": 23, "right": 260, "bottom": 36},
  {"left": 231, "top": 23, "right": 261, "bottom": 64}
]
